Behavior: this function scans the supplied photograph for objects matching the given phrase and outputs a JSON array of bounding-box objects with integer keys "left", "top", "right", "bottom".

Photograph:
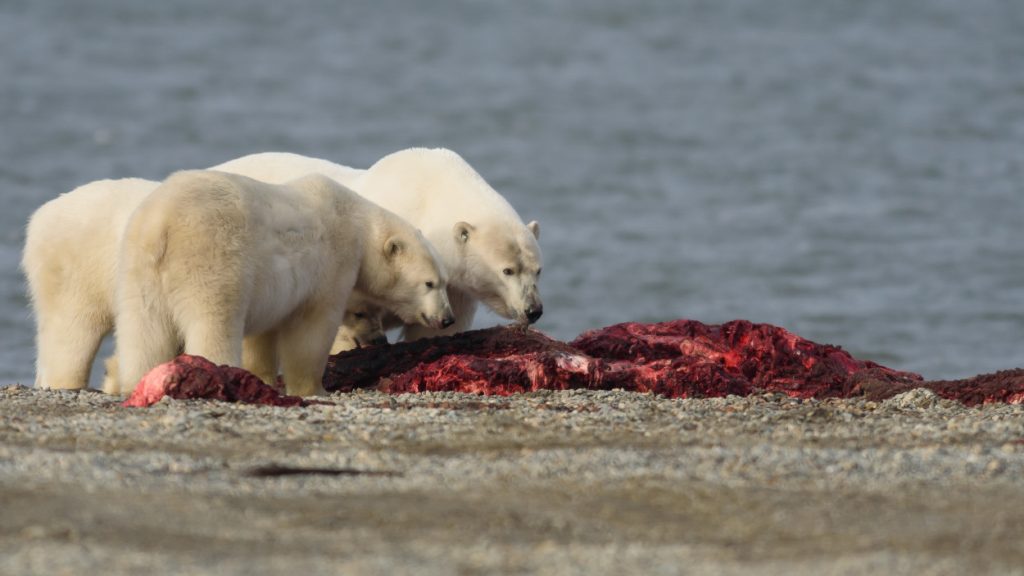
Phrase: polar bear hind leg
[
  {"left": 176, "top": 294, "right": 245, "bottom": 370},
  {"left": 34, "top": 300, "right": 110, "bottom": 390},
  {"left": 114, "top": 273, "right": 181, "bottom": 394}
]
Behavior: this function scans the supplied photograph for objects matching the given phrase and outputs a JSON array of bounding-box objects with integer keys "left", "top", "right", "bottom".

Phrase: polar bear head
[
  {"left": 454, "top": 218, "right": 544, "bottom": 325},
  {"left": 333, "top": 292, "right": 387, "bottom": 352},
  {"left": 358, "top": 226, "right": 455, "bottom": 331},
  {"left": 358, "top": 147, "right": 545, "bottom": 326}
]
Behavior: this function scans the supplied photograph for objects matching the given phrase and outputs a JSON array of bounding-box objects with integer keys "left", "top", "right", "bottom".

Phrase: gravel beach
[{"left": 2, "top": 385, "right": 1023, "bottom": 575}]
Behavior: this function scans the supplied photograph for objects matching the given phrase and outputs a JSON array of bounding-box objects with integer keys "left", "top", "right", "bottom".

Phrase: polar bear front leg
[
  {"left": 35, "top": 307, "right": 110, "bottom": 390},
  {"left": 242, "top": 332, "right": 279, "bottom": 387},
  {"left": 276, "top": 312, "right": 338, "bottom": 397},
  {"left": 180, "top": 311, "right": 245, "bottom": 370}
]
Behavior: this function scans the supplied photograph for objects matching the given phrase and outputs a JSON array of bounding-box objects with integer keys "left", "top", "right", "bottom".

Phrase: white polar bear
[
  {"left": 330, "top": 292, "right": 387, "bottom": 353},
  {"left": 211, "top": 148, "right": 543, "bottom": 340},
  {"left": 23, "top": 178, "right": 160, "bottom": 391},
  {"left": 23, "top": 176, "right": 393, "bottom": 393},
  {"left": 113, "top": 170, "right": 453, "bottom": 397}
]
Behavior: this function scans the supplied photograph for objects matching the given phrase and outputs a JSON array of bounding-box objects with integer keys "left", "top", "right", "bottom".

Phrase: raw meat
[
  {"left": 122, "top": 354, "right": 304, "bottom": 408},
  {"left": 324, "top": 320, "right": 925, "bottom": 400},
  {"left": 121, "top": 320, "right": 1024, "bottom": 407}
]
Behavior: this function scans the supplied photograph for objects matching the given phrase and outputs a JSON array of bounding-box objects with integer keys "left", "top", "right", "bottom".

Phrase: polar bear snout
[
  {"left": 408, "top": 280, "right": 456, "bottom": 331},
  {"left": 525, "top": 304, "right": 543, "bottom": 324},
  {"left": 442, "top": 312, "right": 456, "bottom": 328},
  {"left": 331, "top": 300, "right": 388, "bottom": 354},
  {"left": 420, "top": 305, "right": 456, "bottom": 330},
  {"left": 517, "top": 282, "right": 544, "bottom": 325}
]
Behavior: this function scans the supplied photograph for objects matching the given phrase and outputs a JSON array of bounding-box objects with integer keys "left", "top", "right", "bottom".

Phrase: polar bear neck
[{"left": 350, "top": 207, "right": 406, "bottom": 298}]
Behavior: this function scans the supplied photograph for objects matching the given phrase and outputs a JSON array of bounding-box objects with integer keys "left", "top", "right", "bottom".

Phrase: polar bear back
[
  {"left": 211, "top": 149, "right": 524, "bottom": 235},
  {"left": 210, "top": 152, "right": 363, "bottom": 188},
  {"left": 24, "top": 178, "right": 158, "bottom": 313},
  {"left": 212, "top": 148, "right": 533, "bottom": 261},
  {"left": 352, "top": 148, "right": 526, "bottom": 238},
  {"left": 132, "top": 170, "right": 370, "bottom": 334}
]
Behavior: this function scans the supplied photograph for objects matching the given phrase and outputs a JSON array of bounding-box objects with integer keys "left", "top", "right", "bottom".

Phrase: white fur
[
  {"left": 22, "top": 175, "right": 405, "bottom": 393},
  {"left": 212, "top": 148, "right": 544, "bottom": 340},
  {"left": 23, "top": 178, "right": 159, "bottom": 390},
  {"left": 114, "top": 170, "right": 451, "bottom": 396},
  {"left": 23, "top": 170, "right": 450, "bottom": 395},
  {"left": 209, "top": 152, "right": 362, "bottom": 185},
  {"left": 330, "top": 293, "right": 386, "bottom": 353}
]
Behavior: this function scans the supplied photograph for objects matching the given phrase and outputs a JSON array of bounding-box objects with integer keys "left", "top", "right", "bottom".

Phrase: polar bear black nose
[
  {"left": 526, "top": 305, "right": 543, "bottom": 324},
  {"left": 442, "top": 314, "right": 456, "bottom": 328},
  {"left": 371, "top": 335, "right": 389, "bottom": 346}
]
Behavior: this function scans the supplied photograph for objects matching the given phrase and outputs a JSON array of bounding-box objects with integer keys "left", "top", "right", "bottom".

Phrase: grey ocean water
[{"left": 2, "top": 0, "right": 1022, "bottom": 383}]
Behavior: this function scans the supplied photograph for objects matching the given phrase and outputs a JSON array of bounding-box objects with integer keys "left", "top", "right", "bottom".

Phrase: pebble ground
[{"left": 2, "top": 385, "right": 1023, "bottom": 575}]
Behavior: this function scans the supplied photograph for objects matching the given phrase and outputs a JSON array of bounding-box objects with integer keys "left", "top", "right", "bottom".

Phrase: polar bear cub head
[
  {"left": 331, "top": 292, "right": 387, "bottom": 353},
  {"left": 358, "top": 220, "right": 455, "bottom": 332},
  {"left": 454, "top": 218, "right": 543, "bottom": 325}
]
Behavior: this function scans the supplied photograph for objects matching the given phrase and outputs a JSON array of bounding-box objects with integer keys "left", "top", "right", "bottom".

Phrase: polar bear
[
  {"left": 330, "top": 292, "right": 386, "bottom": 353},
  {"left": 211, "top": 148, "right": 543, "bottom": 340},
  {"left": 23, "top": 176, "right": 393, "bottom": 392},
  {"left": 23, "top": 178, "right": 160, "bottom": 391},
  {"left": 113, "top": 170, "right": 453, "bottom": 396}
]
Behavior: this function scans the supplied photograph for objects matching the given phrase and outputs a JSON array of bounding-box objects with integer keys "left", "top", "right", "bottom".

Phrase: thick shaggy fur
[
  {"left": 114, "top": 170, "right": 451, "bottom": 396},
  {"left": 23, "top": 178, "right": 158, "bottom": 390},
  {"left": 24, "top": 171, "right": 450, "bottom": 396},
  {"left": 330, "top": 292, "right": 387, "bottom": 353},
  {"left": 23, "top": 176, "right": 402, "bottom": 393},
  {"left": 212, "top": 148, "right": 543, "bottom": 340}
]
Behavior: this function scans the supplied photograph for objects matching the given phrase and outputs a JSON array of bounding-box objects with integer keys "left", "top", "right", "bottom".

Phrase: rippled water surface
[{"left": 2, "top": 0, "right": 1022, "bottom": 383}]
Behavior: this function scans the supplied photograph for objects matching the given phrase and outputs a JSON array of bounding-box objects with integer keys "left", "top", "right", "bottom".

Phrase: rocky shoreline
[{"left": 2, "top": 385, "right": 1024, "bottom": 575}]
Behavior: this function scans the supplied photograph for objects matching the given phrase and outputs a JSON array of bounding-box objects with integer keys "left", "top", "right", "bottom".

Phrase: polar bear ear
[
  {"left": 384, "top": 237, "right": 404, "bottom": 259},
  {"left": 527, "top": 220, "right": 540, "bottom": 240},
  {"left": 454, "top": 222, "right": 475, "bottom": 244}
]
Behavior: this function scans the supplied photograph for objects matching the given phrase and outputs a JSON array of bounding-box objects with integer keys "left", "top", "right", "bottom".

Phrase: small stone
[
  {"left": 883, "top": 388, "right": 940, "bottom": 410},
  {"left": 986, "top": 459, "right": 1005, "bottom": 475}
]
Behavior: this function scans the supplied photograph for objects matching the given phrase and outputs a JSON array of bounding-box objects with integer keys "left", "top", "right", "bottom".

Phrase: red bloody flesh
[
  {"left": 569, "top": 320, "right": 924, "bottom": 399},
  {"left": 122, "top": 321, "right": 1024, "bottom": 407},
  {"left": 325, "top": 321, "right": 924, "bottom": 400},
  {"left": 857, "top": 368, "right": 1024, "bottom": 405},
  {"left": 122, "top": 354, "right": 304, "bottom": 408}
]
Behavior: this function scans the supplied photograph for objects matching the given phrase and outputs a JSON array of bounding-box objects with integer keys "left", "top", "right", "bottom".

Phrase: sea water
[{"left": 2, "top": 0, "right": 1021, "bottom": 384}]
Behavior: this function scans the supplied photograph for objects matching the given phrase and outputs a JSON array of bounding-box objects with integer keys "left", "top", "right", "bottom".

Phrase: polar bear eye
[
  {"left": 502, "top": 267, "right": 514, "bottom": 276},
  {"left": 425, "top": 281, "right": 435, "bottom": 289}
]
